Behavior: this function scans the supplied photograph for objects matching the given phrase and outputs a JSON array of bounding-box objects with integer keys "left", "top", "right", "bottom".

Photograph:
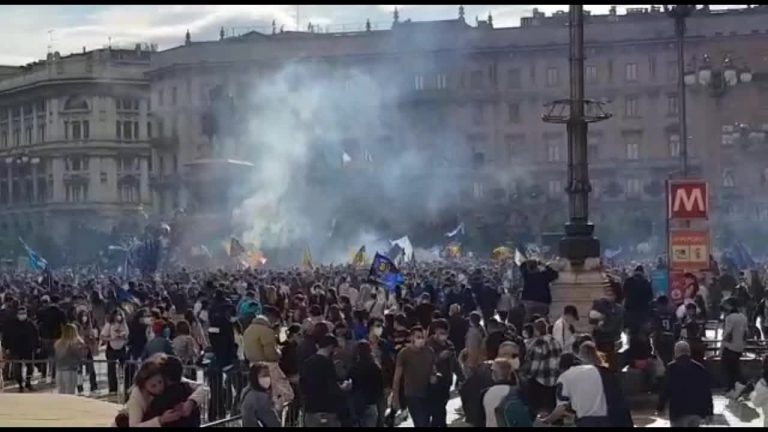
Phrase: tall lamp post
[
  {"left": 663, "top": 4, "right": 695, "bottom": 178},
  {"left": 543, "top": 5, "right": 611, "bottom": 264}
]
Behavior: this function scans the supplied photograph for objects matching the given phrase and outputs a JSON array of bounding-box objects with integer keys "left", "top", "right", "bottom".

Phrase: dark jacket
[
  {"left": 622, "top": 274, "right": 653, "bottom": 313},
  {"left": 656, "top": 355, "right": 713, "bottom": 420},
  {"left": 448, "top": 315, "right": 469, "bottom": 353},
  {"left": 300, "top": 353, "right": 343, "bottom": 414},
  {"left": 349, "top": 358, "right": 384, "bottom": 406},
  {"left": 144, "top": 381, "right": 201, "bottom": 427},
  {"left": 37, "top": 305, "right": 66, "bottom": 340},
  {"left": 459, "top": 363, "right": 494, "bottom": 427},
  {"left": 3, "top": 318, "right": 39, "bottom": 356},
  {"left": 520, "top": 263, "right": 558, "bottom": 305}
]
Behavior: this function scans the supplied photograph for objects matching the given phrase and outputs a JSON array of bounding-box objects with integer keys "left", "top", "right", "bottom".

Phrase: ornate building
[{"left": 0, "top": 47, "right": 153, "bottom": 262}]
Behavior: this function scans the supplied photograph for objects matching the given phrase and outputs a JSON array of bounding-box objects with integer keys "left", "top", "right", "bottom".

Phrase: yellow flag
[
  {"left": 301, "top": 246, "right": 314, "bottom": 270},
  {"left": 352, "top": 245, "right": 366, "bottom": 267}
]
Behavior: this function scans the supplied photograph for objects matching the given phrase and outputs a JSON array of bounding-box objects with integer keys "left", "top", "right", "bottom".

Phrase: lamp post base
[
  {"left": 559, "top": 221, "right": 601, "bottom": 264},
  {"left": 549, "top": 257, "right": 610, "bottom": 333}
]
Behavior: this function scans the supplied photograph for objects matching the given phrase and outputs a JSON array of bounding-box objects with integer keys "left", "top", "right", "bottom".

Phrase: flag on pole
[
  {"left": 352, "top": 245, "right": 367, "bottom": 267},
  {"left": 369, "top": 252, "right": 404, "bottom": 292},
  {"left": 514, "top": 248, "right": 527, "bottom": 266},
  {"left": 19, "top": 237, "right": 48, "bottom": 271},
  {"left": 301, "top": 246, "right": 314, "bottom": 270},
  {"left": 445, "top": 222, "right": 465, "bottom": 239}
]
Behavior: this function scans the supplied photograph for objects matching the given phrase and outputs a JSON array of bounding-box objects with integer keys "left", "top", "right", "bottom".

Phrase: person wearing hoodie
[
  {"left": 656, "top": 341, "right": 713, "bottom": 427},
  {"left": 3, "top": 306, "right": 38, "bottom": 391},
  {"left": 241, "top": 362, "right": 282, "bottom": 427},
  {"left": 750, "top": 356, "right": 768, "bottom": 426},
  {"left": 622, "top": 265, "right": 654, "bottom": 335}
]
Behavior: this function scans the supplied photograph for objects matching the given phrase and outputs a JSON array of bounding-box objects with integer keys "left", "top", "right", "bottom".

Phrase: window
[
  {"left": 100, "top": 172, "right": 107, "bottom": 184},
  {"left": 649, "top": 56, "right": 657, "bottom": 80},
  {"left": 470, "top": 70, "right": 484, "bottom": 89},
  {"left": 546, "top": 136, "right": 562, "bottom": 162},
  {"left": 588, "top": 132, "right": 603, "bottom": 162},
  {"left": 147, "top": 122, "right": 152, "bottom": 138},
  {"left": 624, "top": 132, "right": 641, "bottom": 160},
  {"left": 13, "top": 128, "right": 20, "bottom": 146},
  {"left": 625, "top": 63, "right": 638, "bottom": 82},
  {"left": 507, "top": 102, "right": 520, "bottom": 123},
  {"left": 586, "top": 65, "right": 598, "bottom": 84},
  {"left": 472, "top": 103, "right": 485, "bottom": 124},
  {"left": 473, "top": 181, "right": 484, "bottom": 199},
  {"left": 1, "top": 130, "right": 7, "bottom": 148},
  {"left": 722, "top": 169, "right": 735, "bottom": 188},
  {"left": 120, "top": 183, "right": 140, "bottom": 203},
  {"left": 159, "top": 156, "right": 165, "bottom": 174},
  {"left": 414, "top": 74, "right": 424, "bottom": 90},
  {"left": 64, "top": 121, "right": 69, "bottom": 140},
  {"left": 626, "top": 178, "right": 642, "bottom": 196},
  {"left": 435, "top": 73, "right": 447, "bottom": 89},
  {"left": 65, "top": 184, "right": 88, "bottom": 202},
  {"left": 548, "top": 180, "right": 562, "bottom": 197},
  {"left": 158, "top": 88, "right": 164, "bottom": 107},
  {"left": 624, "top": 96, "right": 639, "bottom": 118},
  {"left": 546, "top": 67, "right": 559, "bottom": 87},
  {"left": 116, "top": 121, "right": 122, "bottom": 139},
  {"left": 171, "top": 87, "right": 177, "bottom": 106},
  {"left": 507, "top": 69, "right": 521, "bottom": 89},
  {"left": 505, "top": 134, "right": 525, "bottom": 162},
  {"left": 25, "top": 127, "right": 32, "bottom": 145},
  {"left": 721, "top": 125, "right": 736, "bottom": 147},
  {"left": 668, "top": 133, "right": 681, "bottom": 158},
  {"left": 173, "top": 154, "right": 179, "bottom": 173},
  {"left": 667, "top": 60, "right": 678, "bottom": 83},
  {"left": 83, "top": 120, "right": 89, "bottom": 140},
  {"left": 124, "top": 121, "right": 133, "bottom": 140},
  {"left": 134, "top": 122, "right": 139, "bottom": 140},
  {"left": 72, "top": 121, "right": 81, "bottom": 140},
  {"left": 667, "top": 94, "right": 679, "bottom": 116}
]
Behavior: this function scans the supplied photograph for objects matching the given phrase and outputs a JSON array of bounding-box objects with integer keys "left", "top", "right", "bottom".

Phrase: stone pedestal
[{"left": 549, "top": 257, "right": 610, "bottom": 333}]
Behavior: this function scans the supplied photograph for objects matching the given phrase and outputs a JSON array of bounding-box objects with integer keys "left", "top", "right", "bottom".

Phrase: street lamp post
[
  {"left": 543, "top": 5, "right": 610, "bottom": 264},
  {"left": 664, "top": 4, "right": 695, "bottom": 178}
]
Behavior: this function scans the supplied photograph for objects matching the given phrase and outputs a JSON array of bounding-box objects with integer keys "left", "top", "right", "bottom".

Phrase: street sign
[
  {"left": 668, "top": 180, "right": 708, "bottom": 220},
  {"left": 669, "top": 230, "right": 710, "bottom": 271}
]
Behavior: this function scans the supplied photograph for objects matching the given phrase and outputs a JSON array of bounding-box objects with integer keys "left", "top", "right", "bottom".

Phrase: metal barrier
[{"left": 202, "top": 415, "right": 242, "bottom": 428}]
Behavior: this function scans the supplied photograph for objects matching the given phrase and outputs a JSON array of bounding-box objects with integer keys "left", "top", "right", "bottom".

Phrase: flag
[
  {"left": 604, "top": 247, "right": 623, "bottom": 259},
  {"left": 445, "top": 222, "right": 465, "bottom": 239},
  {"left": 445, "top": 243, "right": 461, "bottom": 259},
  {"left": 19, "top": 237, "right": 48, "bottom": 271},
  {"left": 514, "top": 248, "right": 527, "bottom": 266},
  {"left": 301, "top": 246, "right": 314, "bottom": 270},
  {"left": 390, "top": 236, "right": 414, "bottom": 262},
  {"left": 352, "top": 245, "right": 367, "bottom": 267},
  {"left": 369, "top": 252, "right": 404, "bottom": 292},
  {"left": 230, "top": 237, "right": 246, "bottom": 258},
  {"left": 387, "top": 243, "right": 404, "bottom": 263}
]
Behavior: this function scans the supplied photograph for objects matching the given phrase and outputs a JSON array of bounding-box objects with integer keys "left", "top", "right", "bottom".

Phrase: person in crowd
[
  {"left": 460, "top": 340, "right": 521, "bottom": 427},
  {"left": 300, "top": 334, "right": 351, "bottom": 427},
  {"left": 391, "top": 326, "right": 437, "bottom": 427},
  {"left": 172, "top": 320, "right": 199, "bottom": 380},
  {"left": 522, "top": 318, "right": 562, "bottom": 418},
  {"left": 124, "top": 309, "right": 149, "bottom": 394},
  {"left": 240, "top": 362, "right": 282, "bottom": 427},
  {"left": 651, "top": 295, "right": 678, "bottom": 368},
  {"left": 520, "top": 259, "right": 559, "bottom": 322},
  {"left": 2, "top": 306, "right": 38, "bottom": 391},
  {"left": 656, "top": 341, "right": 713, "bottom": 427},
  {"left": 465, "top": 311, "right": 486, "bottom": 370},
  {"left": 447, "top": 303, "right": 469, "bottom": 355},
  {"left": 144, "top": 355, "right": 206, "bottom": 427},
  {"left": 74, "top": 310, "right": 98, "bottom": 392},
  {"left": 349, "top": 340, "right": 384, "bottom": 427},
  {"left": 36, "top": 295, "right": 66, "bottom": 383},
  {"left": 53, "top": 323, "right": 87, "bottom": 395},
  {"left": 480, "top": 357, "right": 526, "bottom": 427},
  {"left": 143, "top": 319, "right": 174, "bottom": 358},
  {"left": 623, "top": 265, "right": 654, "bottom": 335},
  {"left": 722, "top": 298, "right": 749, "bottom": 399},
  {"left": 184, "top": 310, "right": 209, "bottom": 350},
  {"left": 589, "top": 286, "right": 624, "bottom": 373},
  {"left": 750, "top": 355, "right": 768, "bottom": 427},
  {"left": 426, "top": 318, "right": 464, "bottom": 427},
  {"left": 552, "top": 305, "right": 578, "bottom": 353}
]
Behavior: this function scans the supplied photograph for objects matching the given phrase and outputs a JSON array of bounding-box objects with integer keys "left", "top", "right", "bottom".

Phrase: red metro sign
[{"left": 668, "top": 180, "right": 708, "bottom": 220}]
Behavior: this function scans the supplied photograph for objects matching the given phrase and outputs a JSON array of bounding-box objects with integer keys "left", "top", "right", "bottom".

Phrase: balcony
[{"left": 150, "top": 134, "right": 179, "bottom": 149}]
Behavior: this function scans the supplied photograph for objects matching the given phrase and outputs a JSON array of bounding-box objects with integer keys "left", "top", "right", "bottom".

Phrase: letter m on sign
[{"left": 668, "top": 180, "right": 708, "bottom": 219}]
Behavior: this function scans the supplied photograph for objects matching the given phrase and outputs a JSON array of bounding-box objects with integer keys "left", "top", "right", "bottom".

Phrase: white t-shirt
[
  {"left": 482, "top": 384, "right": 513, "bottom": 427},
  {"left": 556, "top": 365, "right": 607, "bottom": 419},
  {"left": 552, "top": 317, "right": 575, "bottom": 353}
]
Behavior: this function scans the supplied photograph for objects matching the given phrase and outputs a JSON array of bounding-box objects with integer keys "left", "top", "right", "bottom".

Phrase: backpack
[{"left": 494, "top": 386, "right": 533, "bottom": 428}]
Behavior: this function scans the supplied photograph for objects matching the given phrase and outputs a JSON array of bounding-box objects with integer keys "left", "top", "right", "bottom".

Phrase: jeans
[
  {"left": 428, "top": 386, "right": 450, "bottom": 427},
  {"left": 304, "top": 412, "right": 340, "bottom": 428},
  {"left": 722, "top": 347, "right": 745, "bottom": 392},
  {"left": 671, "top": 415, "right": 703, "bottom": 427},
  {"left": 105, "top": 345, "right": 126, "bottom": 393},
  {"left": 405, "top": 396, "right": 430, "bottom": 428}
]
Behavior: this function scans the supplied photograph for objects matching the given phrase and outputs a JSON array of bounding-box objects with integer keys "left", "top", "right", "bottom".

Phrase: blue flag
[
  {"left": 19, "top": 237, "right": 48, "bottom": 271},
  {"left": 369, "top": 252, "right": 404, "bottom": 292}
]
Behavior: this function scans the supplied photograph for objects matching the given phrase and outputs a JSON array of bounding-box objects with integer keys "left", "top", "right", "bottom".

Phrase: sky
[{"left": 1, "top": 4, "right": 740, "bottom": 66}]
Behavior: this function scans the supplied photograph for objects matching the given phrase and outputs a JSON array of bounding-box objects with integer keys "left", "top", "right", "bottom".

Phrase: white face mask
[
  {"left": 258, "top": 377, "right": 272, "bottom": 389},
  {"left": 18, "top": 314, "right": 27, "bottom": 321},
  {"left": 413, "top": 338, "right": 426, "bottom": 348},
  {"left": 509, "top": 358, "right": 521, "bottom": 371},
  {"left": 373, "top": 327, "right": 383, "bottom": 337}
]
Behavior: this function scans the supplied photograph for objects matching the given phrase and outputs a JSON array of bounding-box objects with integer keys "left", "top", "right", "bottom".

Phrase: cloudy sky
[{"left": 2, "top": 4, "right": 739, "bottom": 66}]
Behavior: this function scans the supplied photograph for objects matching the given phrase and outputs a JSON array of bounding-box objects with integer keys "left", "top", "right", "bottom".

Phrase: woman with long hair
[
  {"left": 100, "top": 308, "right": 129, "bottom": 394},
  {"left": 124, "top": 355, "right": 179, "bottom": 427},
  {"left": 184, "top": 310, "right": 209, "bottom": 350},
  {"left": 240, "top": 362, "right": 281, "bottom": 427},
  {"left": 172, "top": 320, "right": 199, "bottom": 380},
  {"left": 75, "top": 309, "right": 99, "bottom": 392},
  {"left": 54, "top": 323, "right": 87, "bottom": 395}
]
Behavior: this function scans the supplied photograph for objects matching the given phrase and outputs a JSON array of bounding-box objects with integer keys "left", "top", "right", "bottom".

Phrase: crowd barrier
[{"left": 1, "top": 357, "right": 300, "bottom": 427}]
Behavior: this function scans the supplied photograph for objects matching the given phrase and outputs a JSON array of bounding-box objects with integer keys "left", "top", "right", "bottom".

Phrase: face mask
[
  {"left": 413, "top": 338, "right": 425, "bottom": 348},
  {"left": 509, "top": 358, "right": 521, "bottom": 370},
  {"left": 258, "top": 377, "right": 271, "bottom": 389},
  {"left": 199, "top": 311, "right": 209, "bottom": 321},
  {"left": 373, "top": 327, "right": 383, "bottom": 337},
  {"left": 81, "top": 316, "right": 88, "bottom": 323},
  {"left": 116, "top": 316, "right": 124, "bottom": 323},
  {"left": 141, "top": 317, "right": 152, "bottom": 325},
  {"left": 17, "top": 314, "right": 27, "bottom": 321}
]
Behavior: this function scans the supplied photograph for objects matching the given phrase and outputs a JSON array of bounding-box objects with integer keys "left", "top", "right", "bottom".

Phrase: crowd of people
[{"left": 0, "top": 255, "right": 767, "bottom": 427}]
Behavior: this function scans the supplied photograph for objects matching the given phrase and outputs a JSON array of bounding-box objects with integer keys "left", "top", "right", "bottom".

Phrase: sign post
[{"left": 666, "top": 179, "right": 710, "bottom": 304}]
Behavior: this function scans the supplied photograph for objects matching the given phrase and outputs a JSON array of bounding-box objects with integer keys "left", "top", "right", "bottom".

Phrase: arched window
[{"left": 63, "top": 95, "right": 90, "bottom": 111}]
